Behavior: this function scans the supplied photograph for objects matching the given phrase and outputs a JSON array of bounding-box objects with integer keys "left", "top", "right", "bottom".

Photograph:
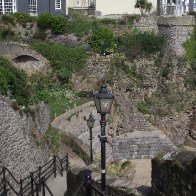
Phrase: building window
[
  {"left": 55, "top": 0, "right": 61, "bottom": 9},
  {"left": 29, "top": 0, "right": 37, "bottom": 16},
  {"left": 77, "top": 0, "right": 81, "bottom": 7},
  {"left": 0, "top": 0, "right": 17, "bottom": 14}
]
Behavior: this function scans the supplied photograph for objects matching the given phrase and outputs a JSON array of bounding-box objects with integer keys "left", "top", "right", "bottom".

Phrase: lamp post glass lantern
[
  {"left": 93, "top": 83, "right": 114, "bottom": 193},
  {"left": 87, "top": 113, "right": 95, "bottom": 163}
]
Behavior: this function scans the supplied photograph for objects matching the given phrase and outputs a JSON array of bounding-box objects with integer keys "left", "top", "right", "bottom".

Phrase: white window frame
[
  {"left": 55, "top": 0, "right": 61, "bottom": 10},
  {"left": 29, "top": 0, "right": 37, "bottom": 16},
  {"left": 0, "top": 0, "right": 17, "bottom": 14}
]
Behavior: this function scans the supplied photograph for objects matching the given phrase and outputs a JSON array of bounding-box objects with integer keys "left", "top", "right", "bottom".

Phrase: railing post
[
  {"left": 84, "top": 175, "right": 92, "bottom": 196},
  {"left": 19, "top": 179, "right": 23, "bottom": 196},
  {"left": 38, "top": 166, "right": 42, "bottom": 192},
  {"left": 2, "top": 167, "right": 7, "bottom": 196},
  {"left": 42, "top": 177, "right": 45, "bottom": 196},
  {"left": 53, "top": 155, "right": 56, "bottom": 178},
  {"left": 60, "top": 158, "right": 63, "bottom": 177},
  {"left": 66, "top": 153, "right": 69, "bottom": 172},
  {"left": 30, "top": 172, "right": 34, "bottom": 196}
]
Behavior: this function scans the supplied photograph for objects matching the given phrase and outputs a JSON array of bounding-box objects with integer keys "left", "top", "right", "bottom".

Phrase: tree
[{"left": 135, "top": 0, "right": 153, "bottom": 15}]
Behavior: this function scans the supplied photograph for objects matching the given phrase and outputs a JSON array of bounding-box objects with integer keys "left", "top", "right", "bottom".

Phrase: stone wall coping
[
  {"left": 114, "top": 130, "right": 166, "bottom": 140},
  {"left": 157, "top": 15, "right": 195, "bottom": 26},
  {"left": 51, "top": 101, "right": 95, "bottom": 126}
]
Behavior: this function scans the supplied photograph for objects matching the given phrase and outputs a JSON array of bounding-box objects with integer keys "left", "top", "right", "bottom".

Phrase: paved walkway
[{"left": 45, "top": 145, "right": 86, "bottom": 196}]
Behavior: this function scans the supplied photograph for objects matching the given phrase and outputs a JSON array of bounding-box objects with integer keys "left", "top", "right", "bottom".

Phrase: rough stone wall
[
  {"left": 0, "top": 42, "right": 50, "bottom": 76},
  {"left": 132, "top": 16, "right": 159, "bottom": 33},
  {"left": 152, "top": 151, "right": 196, "bottom": 196},
  {"left": 157, "top": 16, "right": 195, "bottom": 57},
  {"left": 0, "top": 95, "right": 50, "bottom": 180},
  {"left": 112, "top": 130, "right": 177, "bottom": 160}
]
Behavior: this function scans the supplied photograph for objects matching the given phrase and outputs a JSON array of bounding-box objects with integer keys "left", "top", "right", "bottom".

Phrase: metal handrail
[{"left": 0, "top": 154, "right": 68, "bottom": 196}]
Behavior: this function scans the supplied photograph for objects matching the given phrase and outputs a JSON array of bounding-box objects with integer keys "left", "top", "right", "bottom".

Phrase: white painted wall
[{"left": 96, "top": 0, "right": 157, "bottom": 15}]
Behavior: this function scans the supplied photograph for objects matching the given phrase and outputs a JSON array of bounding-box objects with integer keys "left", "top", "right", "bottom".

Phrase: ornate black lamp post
[
  {"left": 87, "top": 113, "right": 95, "bottom": 164},
  {"left": 93, "top": 83, "right": 114, "bottom": 193}
]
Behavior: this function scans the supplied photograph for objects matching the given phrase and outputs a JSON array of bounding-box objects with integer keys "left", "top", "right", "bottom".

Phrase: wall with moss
[{"left": 152, "top": 151, "right": 196, "bottom": 196}]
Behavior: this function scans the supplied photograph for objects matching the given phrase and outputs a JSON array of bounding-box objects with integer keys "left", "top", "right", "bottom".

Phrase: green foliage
[
  {"left": 0, "top": 28, "right": 17, "bottom": 41},
  {"left": 31, "top": 41, "right": 88, "bottom": 82},
  {"left": 44, "top": 125, "right": 60, "bottom": 154},
  {"left": 1, "top": 14, "right": 15, "bottom": 26},
  {"left": 89, "top": 26, "right": 117, "bottom": 55},
  {"left": 98, "top": 18, "right": 117, "bottom": 26},
  {"left": 33, "top": 30, "right": 47, "bottom": 40},
  {"left": 137, "top": 101, "right": 150, "bottom": 114},
  {"left": 37, "top": 13, "right": 66, "bottom": 34},
  {"left": 0, "top": 57, "right": 30, "bottom": 105},
  {"left": 13, "top": 12, "right": 35, "bottom": 25},
  {"left": 184, "top": 32, "right": 196, "bottom": 65},
  {"left": 66, "top": 13, "right": 93, "bottom": 37},
  {"left": 135, "top": 0, "right": 153, "bottom": 15},
  {"left": 119, "top": 30, "right": 164, "bottom": 59}
]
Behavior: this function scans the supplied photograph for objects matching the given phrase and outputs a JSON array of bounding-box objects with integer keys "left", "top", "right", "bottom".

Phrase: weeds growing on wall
[
  {"left": 118, "top": 30, "right": 164, "bottom": 59},
  {"left": 30, "top": 41, "right": 88, "bottom": 83},
  {"left": 65, "top": 13, "right": 94, "bottom": 37},
  {"left": 0, "top": 56, "right": 30, "bottom": 105}
]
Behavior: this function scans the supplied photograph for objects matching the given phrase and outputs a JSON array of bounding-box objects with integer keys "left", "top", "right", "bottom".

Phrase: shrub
[
  {"left": 0, "top": 28, "right": 17, "bottom": 41},
  {"left": 33, "top": 30, "right": 47, "bottom": 40},
  {"left": 137, "top": 101, "right": 149, "bottom": 114},
  {"left": 37, "top": 13, "right": 66, "bottom": 34},
  {"left": 184, "top": 32, "right": 196, "bottom": 66},
  {"left": 89, "top": 26, "right": 117, "bottom": 55},
  {"left": 0, "top": 57, "right": 30, "bottom": 105},
  {"left": 1, "top": 14, "right": 15, "bottom": 26},
  {"left": 31, "top": 41, "right": 88, "bottom": 82},
  {"left": 119, "top": 30, "right": 164, "bottom": 59},
  {"left": 13, "top": 12, "right": 35, "bottom": 25},
  {"left": 98, "top": 18, "right": 117, "bottom": 26},
  {"left": 66, "top": 13, "right": 94, "bottom": 37}
]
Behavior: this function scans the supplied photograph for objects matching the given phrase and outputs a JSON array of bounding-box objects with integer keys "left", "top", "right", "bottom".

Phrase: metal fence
[{"left": 0, "top": 154, "right": 68, "bottom": 196}]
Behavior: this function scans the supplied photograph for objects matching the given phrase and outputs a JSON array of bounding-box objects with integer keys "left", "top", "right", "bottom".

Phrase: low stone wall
[
  {"left": 62, "top": 132, "right": 91, "bottom": 165},
  {"left": 152, "top": 151, "right": 196, "bottom": 196},
  {"left": 112, "top": 130, "right": 177, "bottom": 160},
  {"left": 0, "top": 95, "right": 50, "bottom": 180},
  {"left": 67, "top": 166, "right": 136, "bottom": 196},
  {"left": 132, "top": 16, "right": 158, "bottom": 33}
]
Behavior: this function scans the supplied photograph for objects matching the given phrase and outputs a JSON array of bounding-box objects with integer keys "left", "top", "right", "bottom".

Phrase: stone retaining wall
[
  {"left": 112, "top": 131, "right": 177, "bottom": 160},
  {"left": 0, "top": 95, "right": 50, "bottom": 180},
  {"left": 152, "top": 151, "right": 196, "bottom": 196}
]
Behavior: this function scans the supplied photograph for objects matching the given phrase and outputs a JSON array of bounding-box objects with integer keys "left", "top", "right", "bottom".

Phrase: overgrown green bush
[
  {"left": 0, "top": 57, "right": 30, "bottom": 105},
  {"left": 119, "top": 30, "right": 164, "bottom": 59},
  {"left": 1, "top": 14, "right": 15, "bottom": 26},
  {"left": 13, "top": 12, "right": 35, "bottom": 25},
  {"left": 31, "top": 41, "right": 88, "bottom": 82},
  {"left": 37, "top": 13, "right": 66, "bottom": 34},
  {"left": 65, "top": 13, "right": 93, "bottom": 37},
  {"left": 98, "top": 18, "right": 117, "bottom": 26},
  {"left": 0, "top": 28, "right": 17, "bottom": 41},
  {"left": 89, "top": 26, "right": 117, "bottom": 55}
]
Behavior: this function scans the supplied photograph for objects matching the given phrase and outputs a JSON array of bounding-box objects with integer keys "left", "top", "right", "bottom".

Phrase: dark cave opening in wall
[{"left": 12, "top": 55, "right": 38, "bottom": 63}]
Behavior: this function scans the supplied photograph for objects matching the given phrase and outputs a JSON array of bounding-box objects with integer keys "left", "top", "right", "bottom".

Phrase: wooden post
[
  {"left": 53, "top": 155, "right": 56, "bottom": 178},
  {"left": 30, "top": 172, "right": 34, "bottom": 196}
]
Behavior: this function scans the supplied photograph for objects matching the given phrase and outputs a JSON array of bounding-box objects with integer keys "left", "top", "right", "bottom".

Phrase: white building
[
  {"left": 158, "top": 0, "right": 195, "bottom": 16},
  {"left": 67, "top": 0, "right": 157, "bottom": 15},
  {"left": 96, "top": 0, "right": 157, "bottom": 15}
]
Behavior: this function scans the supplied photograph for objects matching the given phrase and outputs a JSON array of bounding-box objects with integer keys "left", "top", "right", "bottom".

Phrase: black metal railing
[
  {"left": 73, "top": 174, "right": 104, "bottom": 196},
  {"left": 0, "top": 154, "right": 69, "bottom": 196}
]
